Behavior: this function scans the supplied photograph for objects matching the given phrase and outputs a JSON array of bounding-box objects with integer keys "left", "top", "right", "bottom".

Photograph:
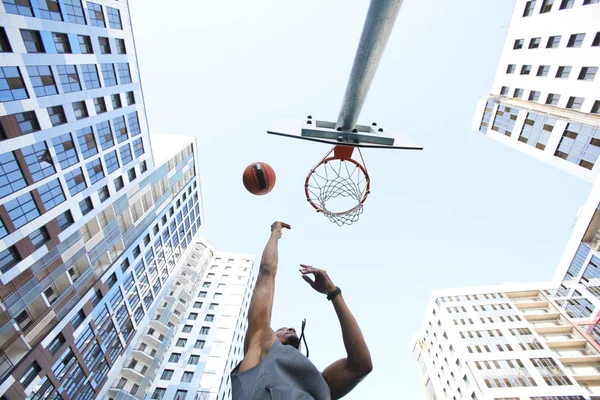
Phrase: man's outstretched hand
[
  {"left": 300, "top": 265, "right": 336, "bottom": 295},
  {"left": 270, "top": 221, "right": 290, "bottom": 238}
]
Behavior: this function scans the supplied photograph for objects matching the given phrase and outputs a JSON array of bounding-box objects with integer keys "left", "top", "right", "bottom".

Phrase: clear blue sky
[{"left": 129, "top": 0, "right": 590, "bottom": 398}]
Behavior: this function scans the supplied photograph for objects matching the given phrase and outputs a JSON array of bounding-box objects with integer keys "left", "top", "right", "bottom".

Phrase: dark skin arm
[
  {"left": 300, "top": 265, "right": 373, "bottom": 400},
  {"left": 239, "top": 221, "right": 290, "bottom": 373}
]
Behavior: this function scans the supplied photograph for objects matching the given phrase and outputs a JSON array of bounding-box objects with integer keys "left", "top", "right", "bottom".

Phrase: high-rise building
[
  {"left": 413, "top": 283, "right": 600, "bottom": 400},
  {"left": 0, "top": 2, "right": 211, "bottom": 399},
  {"left": 472, "top": 0, "right": 600, "bottom": 183},
  {"left": 102, "top": 241, "right": 256, "bottom": 400}
]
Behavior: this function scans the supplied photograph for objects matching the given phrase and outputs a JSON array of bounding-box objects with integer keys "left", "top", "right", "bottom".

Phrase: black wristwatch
[{"left": 327, "top": 286, "right": 342, "bottom": 301}]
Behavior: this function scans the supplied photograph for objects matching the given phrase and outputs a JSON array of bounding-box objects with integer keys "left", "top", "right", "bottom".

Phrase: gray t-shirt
[{"left": 231, "top": 339, "right": 331, "bottom": 399}]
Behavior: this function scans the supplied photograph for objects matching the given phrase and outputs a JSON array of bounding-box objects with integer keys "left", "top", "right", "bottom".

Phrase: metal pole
[{"left": 336, "top": 0, "right": 403, "bottom": 131}]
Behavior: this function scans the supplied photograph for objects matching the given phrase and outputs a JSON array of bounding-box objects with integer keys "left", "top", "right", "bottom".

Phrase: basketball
[{"left": 243, "top": 162, "right": 276, "bottom": 195}]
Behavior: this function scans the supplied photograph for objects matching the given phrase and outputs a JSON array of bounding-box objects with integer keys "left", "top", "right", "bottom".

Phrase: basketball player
[{"left": 231, "top": 221, "right": 373, "bottom": 399}]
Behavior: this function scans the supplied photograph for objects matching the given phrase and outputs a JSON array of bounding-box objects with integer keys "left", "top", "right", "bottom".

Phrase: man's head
[{"left": 276, "top": 327, "right": 300, "bottom": 349}]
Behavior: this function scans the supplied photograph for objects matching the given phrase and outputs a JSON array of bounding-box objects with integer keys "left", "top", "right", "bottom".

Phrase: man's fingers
[
  {"left": 301, "top": 274, "right": 316, "bottom": 287},
  {"left": 281, "top": 222, "right": 291, "bottom": 230}
]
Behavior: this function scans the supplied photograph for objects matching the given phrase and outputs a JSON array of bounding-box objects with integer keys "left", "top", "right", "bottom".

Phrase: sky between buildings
[{"left": 129, "top": 0, "right": 591, "bottom": 398}]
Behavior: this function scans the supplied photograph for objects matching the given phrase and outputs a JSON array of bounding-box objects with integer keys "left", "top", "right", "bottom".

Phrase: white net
[{"left": 305, "top": 153, "right": 370, "bottom": 226}]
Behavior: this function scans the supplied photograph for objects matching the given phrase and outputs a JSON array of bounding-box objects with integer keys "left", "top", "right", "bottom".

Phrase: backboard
[{"left": 267, "top": 118, "right": 423, "bottom": 150}]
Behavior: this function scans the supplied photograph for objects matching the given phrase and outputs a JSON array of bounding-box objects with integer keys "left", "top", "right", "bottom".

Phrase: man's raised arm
[{"left": 239, "top": 221, "right": 290, "bottom": 373}]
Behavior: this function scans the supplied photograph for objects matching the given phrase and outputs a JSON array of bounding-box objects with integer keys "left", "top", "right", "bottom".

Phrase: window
[
  {"left": 174, "top": 390, "right": 187, "bottom": 400},
  {"left": 128, "top": 168, "right": 136, "bottom": 181},
  {"left": 127, "top": 91, "right": 135, "bottom": 105},
  {"left": 0, "top": 67, "right": 28, "bottom": 102},
  {"left": 112, "top": 93, "right": 122, "bottom": 109},
  {"left": 65, "top": 167, "right": 87, "bottom": 195},
  {"left": 176, "top": 338, "right": 187, "bottom": 347},
  {"left": 189, "top": 313, "right": 198, "bottom": 320},
  {"left": 116, "top": 38, "right": 126, "bottom": 54},
  {"left": 547, "top": 35, "right": 561, "bottom": 48},
  {"left": 193, "top": 301, "right": 202, "bottom": 308},
  {"left": 128, "top": 112, "right": 141, "bottom": 136},
  {"left": 87, "top": 2, "right": 105, "bottom": 27},
  {"left": 6, "top": 192, "right": 39, "bottom": 229},
  {"left": 48, "top": 333, "right": 65, "bottom": 355},
  {"left": 528, "top": 37, "right": 541, "bottom": 49},
  {"left": 566, "top": 96, "right": 584, "bottom": 110},
  {"left": 200, "top": 326, "right": 210, "bottom": 335},
  {"left": 73, "top": 101, "right": 88, "bottom": 119},
  {"left": 94, "top": 97, "right": 107, "bottom": 113},
  {"left": 120, "top": 144, "right": 133, "bottom": 165},
  {"left": 584, "top": 0, "right": 600, "bottom": 4},
  {"left": 97, "top": 37, "right": 111, "bottom": 54},
  {"left": 15, "top": 111, "right": 40, "bottom": 134},
  {"left": 169, "top": 353, "right": 181, "bottom": 362},
  {"left": 500, "top": 86, "right": 509, "bottom": 95},
  {"left": 490, "top": 105, "right": 519, "bottom": 137},
  {"left": 560, "top": 0, "right": 574, "bottom": 8},
  {"left": 27, "top": 66, "right": 58, "bottom": 97},
  {"left": 546, "top": 93, "right": 560, "bottom": 105},
  {"left": 199, "top": 291, "right": 207, "bottom": 298},
  {"left": 151, "top": 388, "right": 166, "bottom": 400},
  {"left": 86, "top": 158, "right": 104, "bottom": 184},
  {"left": 0, "top": 246, "right": 21, "bottom": 273},
  {"left": 188, "top": 355, "right": 199, "bottom": 365},
  {"left": 195, "top": 340, "right": 205, "bottom": 349},
  {"left": 183, "top": 325, "right": 192, "bottom": 333},
  {"left": 506, "top": 64, "right": 516, "bottom": 74},
  {"left": 21, "top": 142, "right": 54, "bottom": 181},
  {"left": 203, "top": 282, "right": 211, "bottom": 288},
  {"left": 555, "top": 122, "right": 600, "bottom": 169},
  {"left": 81, "top": 64, "right": 101, "bottom": 89},
  {"left": 140, "top": 161, "right": 147, "bottom": 173},
  {"left": 540, "top": 0, "right": 554, "bottom": 13},
  {"left": 117, "top": 63, "right": 131, "bottom": 84},
  {"left": 19, "top": 362, "right": 40, "bottom": 388},
  {"left": 98, "top": 185, "right": 109, "bottom": 202},
  {"left": 29, "top": 227, "right": 49, "bottom": 250},
  {"left": 53, "top": 133, "right": 78, "bottom": 168},
  {"left": 520, "top": 65, "right": 532, "bottom": 75},
  {"left": 579, "top": 67, "right": 598, "bottom": 81},
  {"left": 56, "top": 210, "right": 74, "bottom": 231},
  {"left": 593, "top": 32, "right": 600, "bottom": 47},
  {"left": 47, "top": 105, "right": 66, "bottom": 126},
  {"left": 0, "top": 28, "right": 12, "bottom": 52},
  {"left": 513, "top": 39, "right": 524, "bottom": 49},
  {"left": 205, "top": 314, "right": 214, "bottom": 322},
  {"left": 38, "top": 0, "right": 62, "bottom": 20},
  {"left": 214, "top": 293, "right": 222, "bottom": 299},
  {"left": 592, "top": 100, "right": 600, "bottom": 114},
  {"left": 513, "top": 88, "right": 524, "bottom": 98},
  {"left": 101, "top": 64, "right": 117, "bottom": 86},
  {"left": 160, "top": 369, "right": 174, "bottom": 380},
  {"left": 209, "top": 303, "right": 218, "bottom": 310},
  {"left": 530, "top": 358, "right": 572, "bottom": 385},
  {"left": 64, "top": 0, "right": 86, "bottom": 24},
  {"left": 21, "top": 30, "right": 45, "bottom": 53},
  {"left": 523, "top": 0, "right": 536, "bottom": 16},
  {"left": 182, "top": 371, "right": 193, "bottom": 383},
  {"left": 3, "top": 0, "right": 34, "bottom": 16},
  {"left": 107, "top": 6, "right": 123, "bottom": 29},
  {"left": 556, "top": 66, "right": 571, "bottom": 78},
  {"left": 78, "top": 35, "right": 92, "bottom": 53},
  {"left": 44, "top": 285, "right": 58, "bottom": 304},
  {"left": 567, "top": 33, "right": 585, "bottom": 48},
  {"left": 76, "top": 126, "right": 97, "bottom": 158}
]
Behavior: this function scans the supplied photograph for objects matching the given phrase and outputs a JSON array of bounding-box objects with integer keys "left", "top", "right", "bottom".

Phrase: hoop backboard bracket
[{"left": 267, "top": 118, "right": 423, "bottom": 150}]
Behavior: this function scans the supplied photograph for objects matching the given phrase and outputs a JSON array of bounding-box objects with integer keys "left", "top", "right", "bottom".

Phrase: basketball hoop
[{"left": 305, "top": 146, "right": 371, "bottom": 226}]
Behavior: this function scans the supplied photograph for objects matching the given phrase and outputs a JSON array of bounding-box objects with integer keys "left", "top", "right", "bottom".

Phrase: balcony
[
  {"left": 121, "top": 365, "right": 145, "bottom": 383},
  {"left": 546, "top": 339, "right": 589, "bottom": 350},
  {"left": 107, "top": 387, "right": 139, "bottom": 400},
  {"left": 533, "top": 323, "right": 573, "bottom": 334},
  {"left": 513, "top": 298, "right": 549, "bottom": 309},
  {"left": 132, "top": 349, "right": 154, "bottom": 364},
  {"left": 583, "top": 209, "right": 600, "bottom": 250},
  {"left": 524, "top": 311, "right": 560, "bottom": 321},
  {"left": 560, "top": 355, "right": 600, "bottom": 365}
]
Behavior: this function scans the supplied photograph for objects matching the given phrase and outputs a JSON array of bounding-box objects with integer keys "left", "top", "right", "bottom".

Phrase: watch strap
[{"left": 327, "top": 286, "right": 342, "bottom": 301}]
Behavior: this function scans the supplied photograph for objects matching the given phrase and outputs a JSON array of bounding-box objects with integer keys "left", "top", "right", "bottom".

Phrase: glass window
[
  {"left": 528, "top": 91, "right": 541, "bottom": 102},
  {"left": 0, "top": 27, "right": 12, "bottom": 52},
  {"left": 176, "top": 338, "right": 187, "bottom": 347},
  {"left": 21, "top": 30, "right": 45, "bottom": 53},
  {"left": 116, "top": 38, "right": 126, "bottom": 54},
  {"left": 523, "top": 0, "right": 536, "bottom": 16},
  {"left": 506, "top": 64, "right": 515, "bottom": 74},
  {"left": 19, "top": 361, "right": 41, "bottom": 388},
  {"left": 513, "top": 39, "right": 524, "bottom": 49},
  {"left": 94, "top": 97, "right": 107, "bottom": 114},
  {"left": 112, "top": 93, "right": 122, "bottom": 109},
  {"left": 555, "top": 123, "right": 600, "bottom": 170},
  {"left": 540, "top": 0, "right": 553, "bottom": 12},
  {"left": 0, "top": 152, "right": 26, "bottom": 197},
  {"left": 584, "top": 0, "right": 600, "bottom": 4},
  {"left": 513, "top": 88, "right": 524, "bottom": 98},
  {"left": 78, "top": 35, "right": 92, "bottom": 53},
  {"left": 566, "top": 96, "right": 585, "bottom": 110},
  {"left": 530, "top": 358, "right": 571, "bottom": 386},
  {"left": 27, "top": 66, "right": 58, "bottom": 97},
  {"left": 578, "top": 67, "right": 598, "bottom": 81},
  {"left": 79, "top": 197, "right": 93, "bottom": 215},
  {"left": 174, "top": 390, "right": 187, "bottom": 400},
  {"left": 126, "top": 91, "right": 135, "bottom": 105},
  {"left": 117, "top": 63, "right": 131, "bottom": 84},
  {"left": 47, "top": 105, "right": 67, "bottom": 126},
  {"left": 528, "top": 37, "right": 541, "bottom": 49},
  {"left": 200, "top": 326, "right": 210, "bottom": 334},
  {"left": 87, "top": 2, "right": 105, "bottom": 27},
  {"left": 101, "top": 63, "right": 117, "bottom": 86},
  {"left": 22, "top": 142, "right": 55, "bottom": 182},
  {"left": 81, "top": 64, "right": 101, "bottom": 89},
  {"left": 86, "top": 158, "right": 104, "bottom": 184},
  {"left": 73, "top": 100, "right": 88, "bottom": 119},
  {"left": 560, "top": 0, "right": 575, "bottom": 8},
  {"left": 556, "top": 66, "right": 571, "bottom": 79},
  {"left": 3, "top": 0, "right": 34, "bottom": 16},
  {"left": 169, "top": 353, "right": 181, "bottom": 362},
  {"left": 104, "top": 151, "right": 120, "bottom": 174},
  {"left": 128, "top": 112, "right": 141, "bottom": 136},
  {"left": 63, "top": 0, "right": 86, "bottom": 24},
  {"left": 52, "top": 33, "right": 71, "bottom": 54},
  {"left": 37, "top": 179, "right": 65, "bottom": 211},
  {"left": 188, "top": 355, "right": 199, "bottom": 365},
  {"left": 98, "top": 185, "right": 109, "bottom": 202},
  {"left": 114, "top": 176, "right": 124, "bottom": 191},
  {"left": 189, "top": 313, "right": 198, "bottom": 320},
  {"left": 6, "top": 192, "right": 39, "bottom": 229},
  {"left": 535, "top": 65, "right": 549, "bottom": 77},
  {"left": 52, "top": 133, "right": 78, "bottom": 168},
  {"left": 98, "top": 37, "right": 111, "bottom": 54},
  {"left": 152, "top": 388, "right": 166, "bottom": 400},
  {"left": 194, "top": 340, "right": 205, "bottom": 349},
  {"left": 500, "top": 86, "right": 509, "bottom": 96},
  {"left": 76, "top": 126, "right": 97, "bottom": 158},
  {"left": 65, "top": 167, "right": 87, "bottom": 195},
  {"left": 107, "top": 7, "right": 123, "bottom": 29},
  {"left": 546, "top": 93, "right": 560, "bottom": 105},
  {"left": 38, "top": 0, "right": 62, "bottom": 21},
  {"left": 568, "top": 33, "right": 585, "bottom": 48},
  {"left": 520, "top": 65, "right": 531, "bottom": 75},
  {"left": 140, "top": 161, "right": 147, "bottom": 173},
  {"left": 133, "top": 138, "right": 144, "bottom": 157},
  {"left": 592, "top": 100, "right": 600, "bottom": 114},
  {"left": 547, "top": 35, "right": 561, "bottom": 48},
  {"left": 15, "top": 111, "right": 40, "bottom": 134},
  {"left": 0, "top": 246, "right": 21, "bottom": 273},
  {"left": 0, "top": 67, "right": 28, "bottom": 102},
  {"left": 97, "top": 121, "right": 114, "bottom": 150},
  {"left": 181, "top": 371, "right": 193, "bottom": 383},
  {"left": 160, "top": 369, "right": 174, "bottom": 380},
  {"left": 128, "top": 168, "right": 136, "bottom": 181},
  {"left": 593, "top": 32, "right": 600, "bottom": 47},
  {"left": 120, "top": 144, "right": 133, "bottom": 165},
  {"left": 56, "top": 210, "right": 73, "bottom": 231}
]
